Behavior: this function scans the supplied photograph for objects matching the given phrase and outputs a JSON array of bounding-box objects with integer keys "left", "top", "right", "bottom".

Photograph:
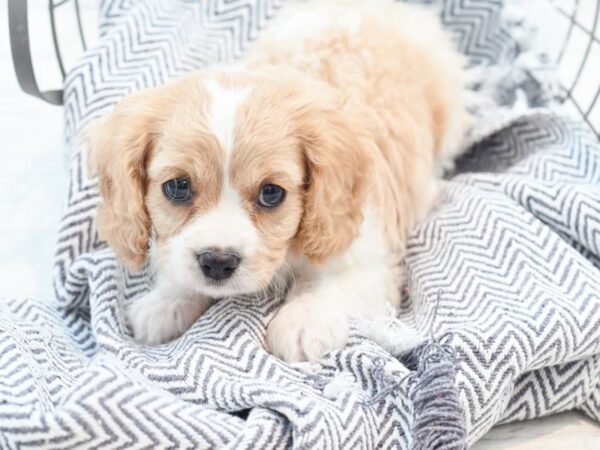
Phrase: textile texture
[{"left": 0, "top": 1, "right": 599, "bottom": 449}]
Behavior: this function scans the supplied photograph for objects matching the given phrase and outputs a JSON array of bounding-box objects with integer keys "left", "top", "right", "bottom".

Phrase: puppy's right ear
[{"left": 90, "top": 91, "right": 162, "bottom": 270}]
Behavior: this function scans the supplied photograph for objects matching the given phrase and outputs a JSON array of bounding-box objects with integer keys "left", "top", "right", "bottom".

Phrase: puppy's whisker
[
  {"left": 269, "top": 266, "right": 292, "bottom": 299},
  {"left": 282, "top": 262, "right": 296, "bottom": 287},
  {"left": 271, "top": 276, "right": 286, "bottom": 299}
]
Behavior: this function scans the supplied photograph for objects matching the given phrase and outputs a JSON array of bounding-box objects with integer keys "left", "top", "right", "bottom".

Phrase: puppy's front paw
[
  {"left": 127, "top": 290, "right": 210, "bottom": 345},
  {"left": 265, "top": 299, "right": 349, "bottom": 362}
]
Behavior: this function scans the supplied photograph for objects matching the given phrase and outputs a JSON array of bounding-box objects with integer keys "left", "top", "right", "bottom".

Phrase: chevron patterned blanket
[{"left": 1, "top": 0, "right": 599, "bottom": 449}]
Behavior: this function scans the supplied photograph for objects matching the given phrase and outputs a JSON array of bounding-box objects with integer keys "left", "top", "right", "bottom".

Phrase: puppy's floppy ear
[
  {"left": 294, "top": 99, "right": 372, "bottom": 264},
  {"left": 91, "top": 90, "right": 163, "bottom": 270}
]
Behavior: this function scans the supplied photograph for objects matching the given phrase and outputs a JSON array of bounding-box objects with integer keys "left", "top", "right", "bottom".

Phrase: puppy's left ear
[{"left": 294, "top": 99, "right": 372, "bottom": 264}]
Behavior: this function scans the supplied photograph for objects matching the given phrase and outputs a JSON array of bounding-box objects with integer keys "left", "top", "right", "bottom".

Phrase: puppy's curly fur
[{"left": 92, "top": 0, "right": 466, "bottom": 362}]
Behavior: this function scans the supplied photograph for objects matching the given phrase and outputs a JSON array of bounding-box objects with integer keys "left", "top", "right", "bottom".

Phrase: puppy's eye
[
  {"left": 258, "top": 184, "right": 285, "bottom": 208},
  {"left": 163, "top": 178, "right": 192, "bottom": 203}
]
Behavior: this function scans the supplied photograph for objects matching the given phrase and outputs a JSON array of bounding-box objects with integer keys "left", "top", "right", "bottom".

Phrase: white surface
[
  {"left": 0, "top": 0, "right": 98, "bottom": 299},
  {"left": 473, "top": 411, "right": 600, "bottom": 449},
  {"left": 0, "top": 0, "right": 597, "bottom": 447},
  {"left": 0, "top": 0, "right": 67, "bottom": 299}
]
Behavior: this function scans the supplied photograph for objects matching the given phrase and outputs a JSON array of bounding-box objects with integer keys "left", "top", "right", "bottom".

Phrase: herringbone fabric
[{"left": 1, "top": 1, "right": 599, "bottom": 449}]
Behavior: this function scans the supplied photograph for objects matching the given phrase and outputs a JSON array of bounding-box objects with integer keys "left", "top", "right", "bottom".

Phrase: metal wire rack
[
  {"left": 554, "top": 0, "right": 600, "bottom": 136},
  {"left": 8, "top": 0, "right": 88, "bottom": 105},
  {"left": 7, "top": 0, "right": 600, "bottom": 137}
]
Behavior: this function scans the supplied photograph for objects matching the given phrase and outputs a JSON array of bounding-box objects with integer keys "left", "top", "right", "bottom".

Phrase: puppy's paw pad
[{"left": 265, "top": 300, "right": 349, "bottom": 362}]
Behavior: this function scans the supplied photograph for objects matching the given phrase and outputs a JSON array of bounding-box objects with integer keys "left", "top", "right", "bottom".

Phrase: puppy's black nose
[{"left": 197, "top": 250, "right": 240, "bottom": 281}]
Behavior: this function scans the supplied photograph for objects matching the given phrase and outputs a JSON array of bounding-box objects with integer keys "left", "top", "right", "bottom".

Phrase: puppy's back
[{"left": 246, "top": 0, "right": 466, "bottom": 162}]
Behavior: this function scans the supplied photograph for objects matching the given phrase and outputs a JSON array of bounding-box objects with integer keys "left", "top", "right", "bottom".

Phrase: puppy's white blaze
[
  {"left": 203, "top": 78, "right": 258, "bottom": 257},
  {"left": 204, "top": 79, "right": 250, "bottom": 158}
]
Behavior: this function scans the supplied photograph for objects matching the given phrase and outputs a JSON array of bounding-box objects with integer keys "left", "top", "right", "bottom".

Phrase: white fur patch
[
  {"left": 286, "top": 206, "right": 398, "bottom": 318},
  {"left": 179, "top": 190, "right": 258, "bottom": 256},
  {"left": 128, "top": 279, "right": 211, "bottom": 345},
  {"left": 267, "top": 206, "right": 402, "bottom": 362},
  {"left": 204, "top": 79, "right": 250, "bottom": 156},
  {"left": 265, "top": 7, "right": 363, "bottom": 44}
]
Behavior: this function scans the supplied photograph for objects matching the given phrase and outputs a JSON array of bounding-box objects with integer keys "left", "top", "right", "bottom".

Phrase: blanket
[{"left": 1, "top": 1, "right": 599, "bottom": 448}]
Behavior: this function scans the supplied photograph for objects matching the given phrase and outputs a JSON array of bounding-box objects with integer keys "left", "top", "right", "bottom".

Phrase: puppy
[{"left": 91, "top": 1, "right": 466, "bottom": 362}]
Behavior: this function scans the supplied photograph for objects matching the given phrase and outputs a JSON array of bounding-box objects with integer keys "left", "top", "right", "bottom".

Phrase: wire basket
[
  {"left": 8, "top": 0, "right": 90, "bottom": 105},
  {"left": 7, "top": 0, "right": 600, "bottom": 138},
  {"left": 553, "top": 0, "right": 600, "bottom": 136}
]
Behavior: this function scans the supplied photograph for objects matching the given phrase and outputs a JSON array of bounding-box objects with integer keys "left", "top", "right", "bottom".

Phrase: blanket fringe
[{"left": 410, "top": 342, "right": 466, "bottom": 450}]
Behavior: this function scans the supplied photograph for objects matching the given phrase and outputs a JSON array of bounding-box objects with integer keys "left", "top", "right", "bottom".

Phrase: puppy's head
[{"left": 92, "top": 71, "right": 370, "bottom": 297}]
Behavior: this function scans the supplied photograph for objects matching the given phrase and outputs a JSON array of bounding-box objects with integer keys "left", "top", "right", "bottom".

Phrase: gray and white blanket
[{"left": 1, "top": 1, "right": 599, "bottom": 449}]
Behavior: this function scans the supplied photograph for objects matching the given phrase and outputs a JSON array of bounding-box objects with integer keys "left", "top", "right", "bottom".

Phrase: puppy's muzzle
[{"left": 197, "top": 250, "right": 241, "bottom": 281}]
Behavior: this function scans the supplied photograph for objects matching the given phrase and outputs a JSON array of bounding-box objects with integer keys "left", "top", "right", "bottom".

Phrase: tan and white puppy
[{"left": 92, "top": 1, "right": 466, "bottom": 362}]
